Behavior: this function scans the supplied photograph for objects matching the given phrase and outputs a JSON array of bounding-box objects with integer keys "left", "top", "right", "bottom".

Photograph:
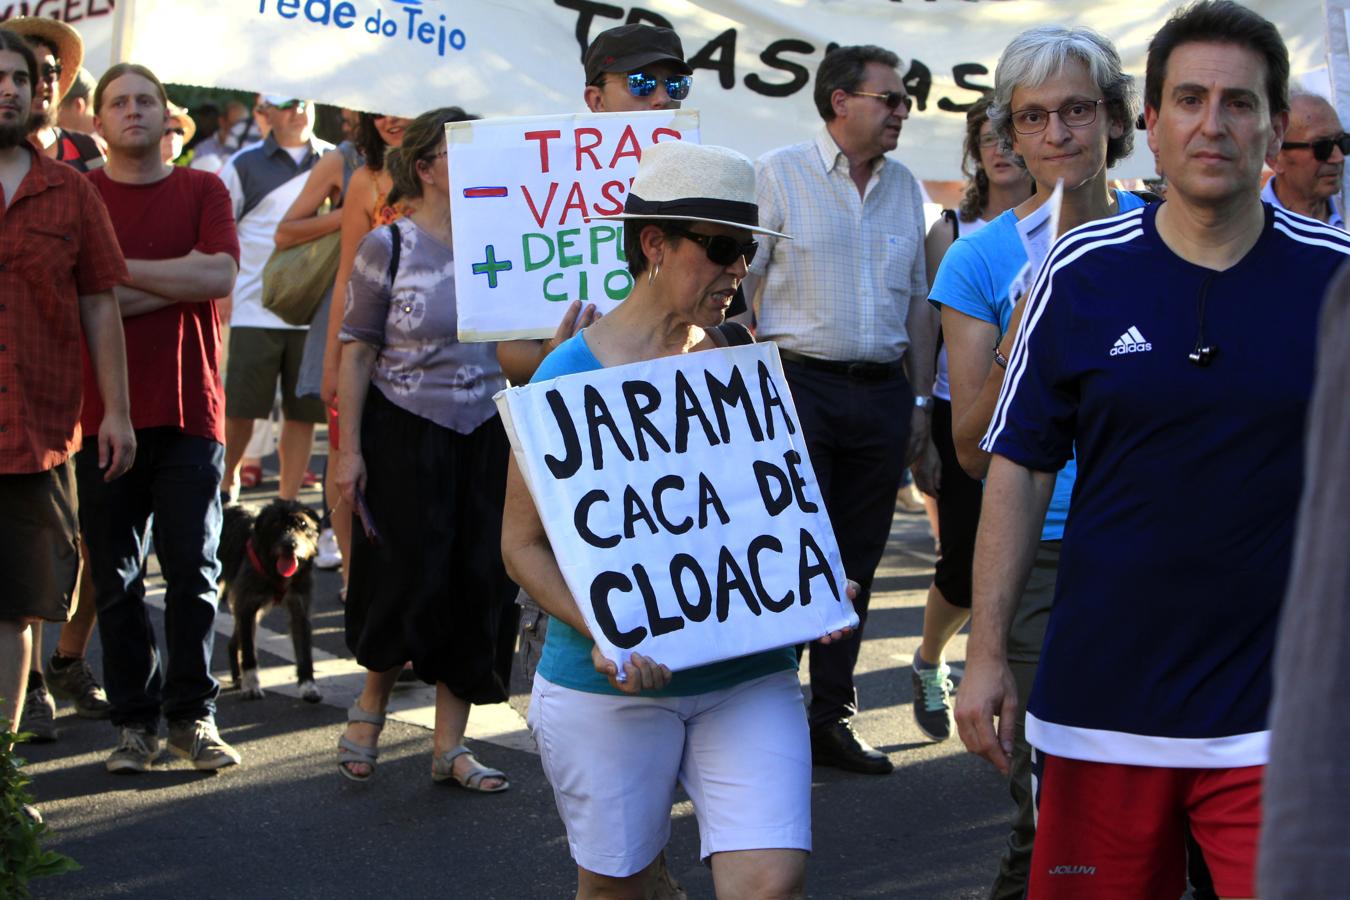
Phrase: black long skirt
[{"left": 345, "top": 386, "right": 519, "bottom": 704}]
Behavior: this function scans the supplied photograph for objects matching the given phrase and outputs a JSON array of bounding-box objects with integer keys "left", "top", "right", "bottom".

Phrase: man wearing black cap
[{"left": 583, "top": 23, "right": 692, "bottom": 114}]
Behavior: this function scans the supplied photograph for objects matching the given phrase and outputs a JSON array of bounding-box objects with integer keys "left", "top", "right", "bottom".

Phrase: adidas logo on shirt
[{"left": 1110, "top": 326, "right": 1153, "bottom": 356}]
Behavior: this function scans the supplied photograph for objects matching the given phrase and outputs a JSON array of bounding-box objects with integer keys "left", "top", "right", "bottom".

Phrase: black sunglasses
[
  {"left": 672, "top": 228, "right": 758, "bottom": 267},
  {"left": 849, "top": 90, "right": 913, "bottom": 113},
  {"left": 40, "top": 62, "right": 62, "bottom": 83},
  {"left": 624, "top": 72, "right": 692, "bottom": 101},
  {"left": 1282, "top": 133, "right": 1350, "bottom": 162}
]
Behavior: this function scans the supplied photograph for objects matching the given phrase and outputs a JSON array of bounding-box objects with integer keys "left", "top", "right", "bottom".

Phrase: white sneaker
[{"left": 316, "top": 527, "right": 342, "bottom": 570}]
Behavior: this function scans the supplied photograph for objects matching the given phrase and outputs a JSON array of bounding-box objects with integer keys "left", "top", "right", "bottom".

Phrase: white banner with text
[{"left": 110, "top": 0, "right": 1323, "bottom": 181}]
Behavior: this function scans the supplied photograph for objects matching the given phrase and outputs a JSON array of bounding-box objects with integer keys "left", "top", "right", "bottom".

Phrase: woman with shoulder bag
[{"left": 332, "top": 108, "right": 516, "bottom": 792}]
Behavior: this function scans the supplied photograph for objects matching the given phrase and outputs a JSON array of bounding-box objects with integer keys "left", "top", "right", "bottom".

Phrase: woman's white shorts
[{"left": 527, "top": 669, "right": 812, "bottom": 878}]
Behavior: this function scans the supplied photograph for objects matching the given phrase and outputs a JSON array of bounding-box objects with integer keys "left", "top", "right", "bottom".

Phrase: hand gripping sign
[
  {"left": 448, "top": 109, "right": 699, "bottom": 342},
  {"left": 495, "top": 342, "right": 859, "bottom": 674}
]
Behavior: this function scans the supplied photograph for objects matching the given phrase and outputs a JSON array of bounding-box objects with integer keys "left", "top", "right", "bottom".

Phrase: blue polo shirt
[
  {"left": 984, "top": 203, "right": 1350, "bottom": 767},
  {"left": 930, "top": 190, "right": 1146, "bottom": 540}
]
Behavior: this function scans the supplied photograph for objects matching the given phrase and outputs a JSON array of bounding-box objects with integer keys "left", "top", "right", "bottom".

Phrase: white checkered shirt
[{"left": 749, "top": 126, "right": 927, "bottom": 363}]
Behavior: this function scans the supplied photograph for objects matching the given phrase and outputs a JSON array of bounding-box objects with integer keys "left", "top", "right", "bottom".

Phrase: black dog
[{"left": 218, "top": 500, "right": 322, "bottom": 703}]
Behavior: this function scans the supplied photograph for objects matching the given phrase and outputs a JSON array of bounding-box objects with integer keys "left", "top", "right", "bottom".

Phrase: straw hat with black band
[
  {"left": 3, "top": 16, "right": 84, "bottom": 102},
  {"left": 167, "top": 101, "right": 197, "bottom": 144}
]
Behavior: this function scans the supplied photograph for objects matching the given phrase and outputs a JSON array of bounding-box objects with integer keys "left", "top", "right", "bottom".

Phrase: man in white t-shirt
[{"left": 217, "top": 96, "right": 332, "bottom": 501}]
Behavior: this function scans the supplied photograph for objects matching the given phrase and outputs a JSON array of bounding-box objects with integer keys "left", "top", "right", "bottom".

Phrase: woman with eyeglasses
[
  {"left": 932, "top": 27, "right": 1145, "bottom": 900},
  {"left": 333, "top": 107, "right": 517, "bottom": 792},
  {"left": 501, "top": 141, "right": 857, "bottom": 899},
  {"left": 909, "top": 94, "right": 1032, "bottom": 748}
]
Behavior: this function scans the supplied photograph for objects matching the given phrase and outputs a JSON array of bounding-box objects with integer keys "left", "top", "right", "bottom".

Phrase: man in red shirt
[
  {"left": 81, "top": 62, "right": 242, "bottom": 773},
  {"left": 0, "top": 29, "right": 133, "bottom": 760}
]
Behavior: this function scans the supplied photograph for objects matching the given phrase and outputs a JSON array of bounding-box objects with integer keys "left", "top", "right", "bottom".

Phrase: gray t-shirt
[
  {"left": 340, "top": 218, "right": 504, "bottom": 434},
  {"left": 1258, "top": 262, "right": 1350, "bottom": 898}
]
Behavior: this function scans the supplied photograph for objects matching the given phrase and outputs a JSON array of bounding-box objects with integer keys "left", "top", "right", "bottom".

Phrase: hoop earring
[{"left": 648, "top": 263, "right": 660, "bottom": 286}]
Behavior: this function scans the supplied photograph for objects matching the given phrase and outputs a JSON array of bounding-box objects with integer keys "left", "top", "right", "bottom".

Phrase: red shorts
[
  {"left": 327, "top": 405, "right": 340, "bottom": 453},
  {"left": 1029, "top": 752, "right": 1262, "bottom": 899}
]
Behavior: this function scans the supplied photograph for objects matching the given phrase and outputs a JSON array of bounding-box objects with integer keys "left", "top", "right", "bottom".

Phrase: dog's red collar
[{"left": 246, "top": 538, "right": 291, "bottom": 606}]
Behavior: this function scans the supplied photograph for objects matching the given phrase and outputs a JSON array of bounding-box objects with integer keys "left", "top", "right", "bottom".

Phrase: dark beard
[{"left": 0, "top": 118, "right": 27, "bottom": 149}]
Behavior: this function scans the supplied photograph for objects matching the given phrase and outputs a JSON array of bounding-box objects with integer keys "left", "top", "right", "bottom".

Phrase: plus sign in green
[{"left": 471, "top": 245, "right": 513, "bottom": 288}]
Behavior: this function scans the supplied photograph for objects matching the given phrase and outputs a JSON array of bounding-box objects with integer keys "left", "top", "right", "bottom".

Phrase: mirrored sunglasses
[
  {"left": 268, "top": 99, "right": 308, "bottom": 112},
  {"left": 673, "top": 228, "right": 758, "bottom": 267},
  {"left": 625, "top": 72, "right": 692, "bottom": 101},
  {"left": 1282, "top": 133, "right": 1350, "bottom": 162}
]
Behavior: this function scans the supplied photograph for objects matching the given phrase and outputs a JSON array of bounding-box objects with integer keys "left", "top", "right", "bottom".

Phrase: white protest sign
[
  {"left": 1008, "top": 179, "right": 1064, "bottom": 307},
  {"left": 496, "top": 341, "right": 858, "bottom": 672},
  {"left": 3, "top": 1, "right": 115, "bottom": 76},
  {"left": 448, "top": 109, "right": 699, "bottom": 342},
  {"left": 110, "top": 0, "right": 1323, "bottom": 182}
]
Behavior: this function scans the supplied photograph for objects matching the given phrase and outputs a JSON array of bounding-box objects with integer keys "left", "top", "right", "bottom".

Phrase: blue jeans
[{"left": 76, "top": 429, "right": 224, "bottom": 729}]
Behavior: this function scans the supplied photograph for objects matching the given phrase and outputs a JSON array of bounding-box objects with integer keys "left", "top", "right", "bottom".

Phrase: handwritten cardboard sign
[
  {"left": 447, "top": 110, "right": 699, "bottom": 342},
  {"left": 496, "top": 342, "right": 858, "bottom": 673}
]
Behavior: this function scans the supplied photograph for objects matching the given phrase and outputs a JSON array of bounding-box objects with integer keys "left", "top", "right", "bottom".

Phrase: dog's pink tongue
[{"left": 277, "top": 556, "right": 299, "bottom": 578}]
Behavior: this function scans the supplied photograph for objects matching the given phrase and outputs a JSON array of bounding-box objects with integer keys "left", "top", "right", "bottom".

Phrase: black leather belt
[{"left": 778, "top": 348, "right": 903, "bottom": 382}]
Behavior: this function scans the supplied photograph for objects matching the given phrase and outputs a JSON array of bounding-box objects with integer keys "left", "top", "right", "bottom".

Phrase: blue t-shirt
[
  {"left": 529, "top": 332, "right": 798, "bottom": 697},
  {"left": 984, "top": 203, "right": 1350, "bottom": 767},
  {"left": 930, "top": 190, "right": 1146, "bottom": 541}
]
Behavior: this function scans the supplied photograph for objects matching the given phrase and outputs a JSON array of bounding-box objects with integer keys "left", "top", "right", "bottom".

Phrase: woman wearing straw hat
[
  {"left": 502, "top": 141, "right": 857, "bottom": 899},
  {"left": 4, "top": 16, "right": 102, "bottom": 171},
  {"left": 160, "top": 101, "right": 196, "bottom": 164}
]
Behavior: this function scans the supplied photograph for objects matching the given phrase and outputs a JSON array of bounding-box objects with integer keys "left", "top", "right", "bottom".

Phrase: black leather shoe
[{"left": 810, "top": 720, "right": 893, "bottom": 775}]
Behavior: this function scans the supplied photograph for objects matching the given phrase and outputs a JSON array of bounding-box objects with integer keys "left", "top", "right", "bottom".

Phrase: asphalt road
[{"left": 21, "top": 464, "right": 1023, "bottom": 899}]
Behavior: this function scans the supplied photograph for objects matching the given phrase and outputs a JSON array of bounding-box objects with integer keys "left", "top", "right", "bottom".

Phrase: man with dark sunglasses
[
  {"left": 1262, "top": 90, "right": 1344, "bottom": 229},
  {"left": 740, "top": 44, "right": 935, "bottom": 776},
  {"left": 4, "top": 17, "right": 103, "bottom": 172},
  {"left": 4, "top": 15, "right": 111, "bottom": 744},
  {"left": 582, "top": 23, "right": 692, "bottom": 115}
]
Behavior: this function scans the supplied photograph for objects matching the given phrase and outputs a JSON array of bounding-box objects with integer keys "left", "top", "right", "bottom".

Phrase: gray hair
[{"left": 989, "top": 26, "right": 1139, "bottom": 170}]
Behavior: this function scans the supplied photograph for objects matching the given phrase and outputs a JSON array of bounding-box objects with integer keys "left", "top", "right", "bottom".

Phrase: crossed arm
[{"left": 115, "top": 251, "right": 238, "bottom": 317}]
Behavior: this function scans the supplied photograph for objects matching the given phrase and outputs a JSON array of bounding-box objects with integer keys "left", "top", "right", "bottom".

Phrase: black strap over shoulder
[
  {"left": 387, "top": 223, "right": 401, "bottom": 288},
  {"left": 1131, "top": 189, "right": 1163, "bottom": 205},
  {"left": 941, "top": 208, "right": 960, "bottom": 241},
  {"left": 713, "top": 321, "right": 754, "bottom": 347}
]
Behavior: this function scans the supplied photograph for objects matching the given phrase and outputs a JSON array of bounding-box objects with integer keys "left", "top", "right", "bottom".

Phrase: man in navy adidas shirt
[{"left": 955, "top": 2, "right": 1350, "bottom": 898}]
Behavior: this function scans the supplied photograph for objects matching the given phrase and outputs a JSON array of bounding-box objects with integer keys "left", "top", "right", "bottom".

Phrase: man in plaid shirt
[{"left": 0, "top": 29, "right": 133, "bottom": 778}]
